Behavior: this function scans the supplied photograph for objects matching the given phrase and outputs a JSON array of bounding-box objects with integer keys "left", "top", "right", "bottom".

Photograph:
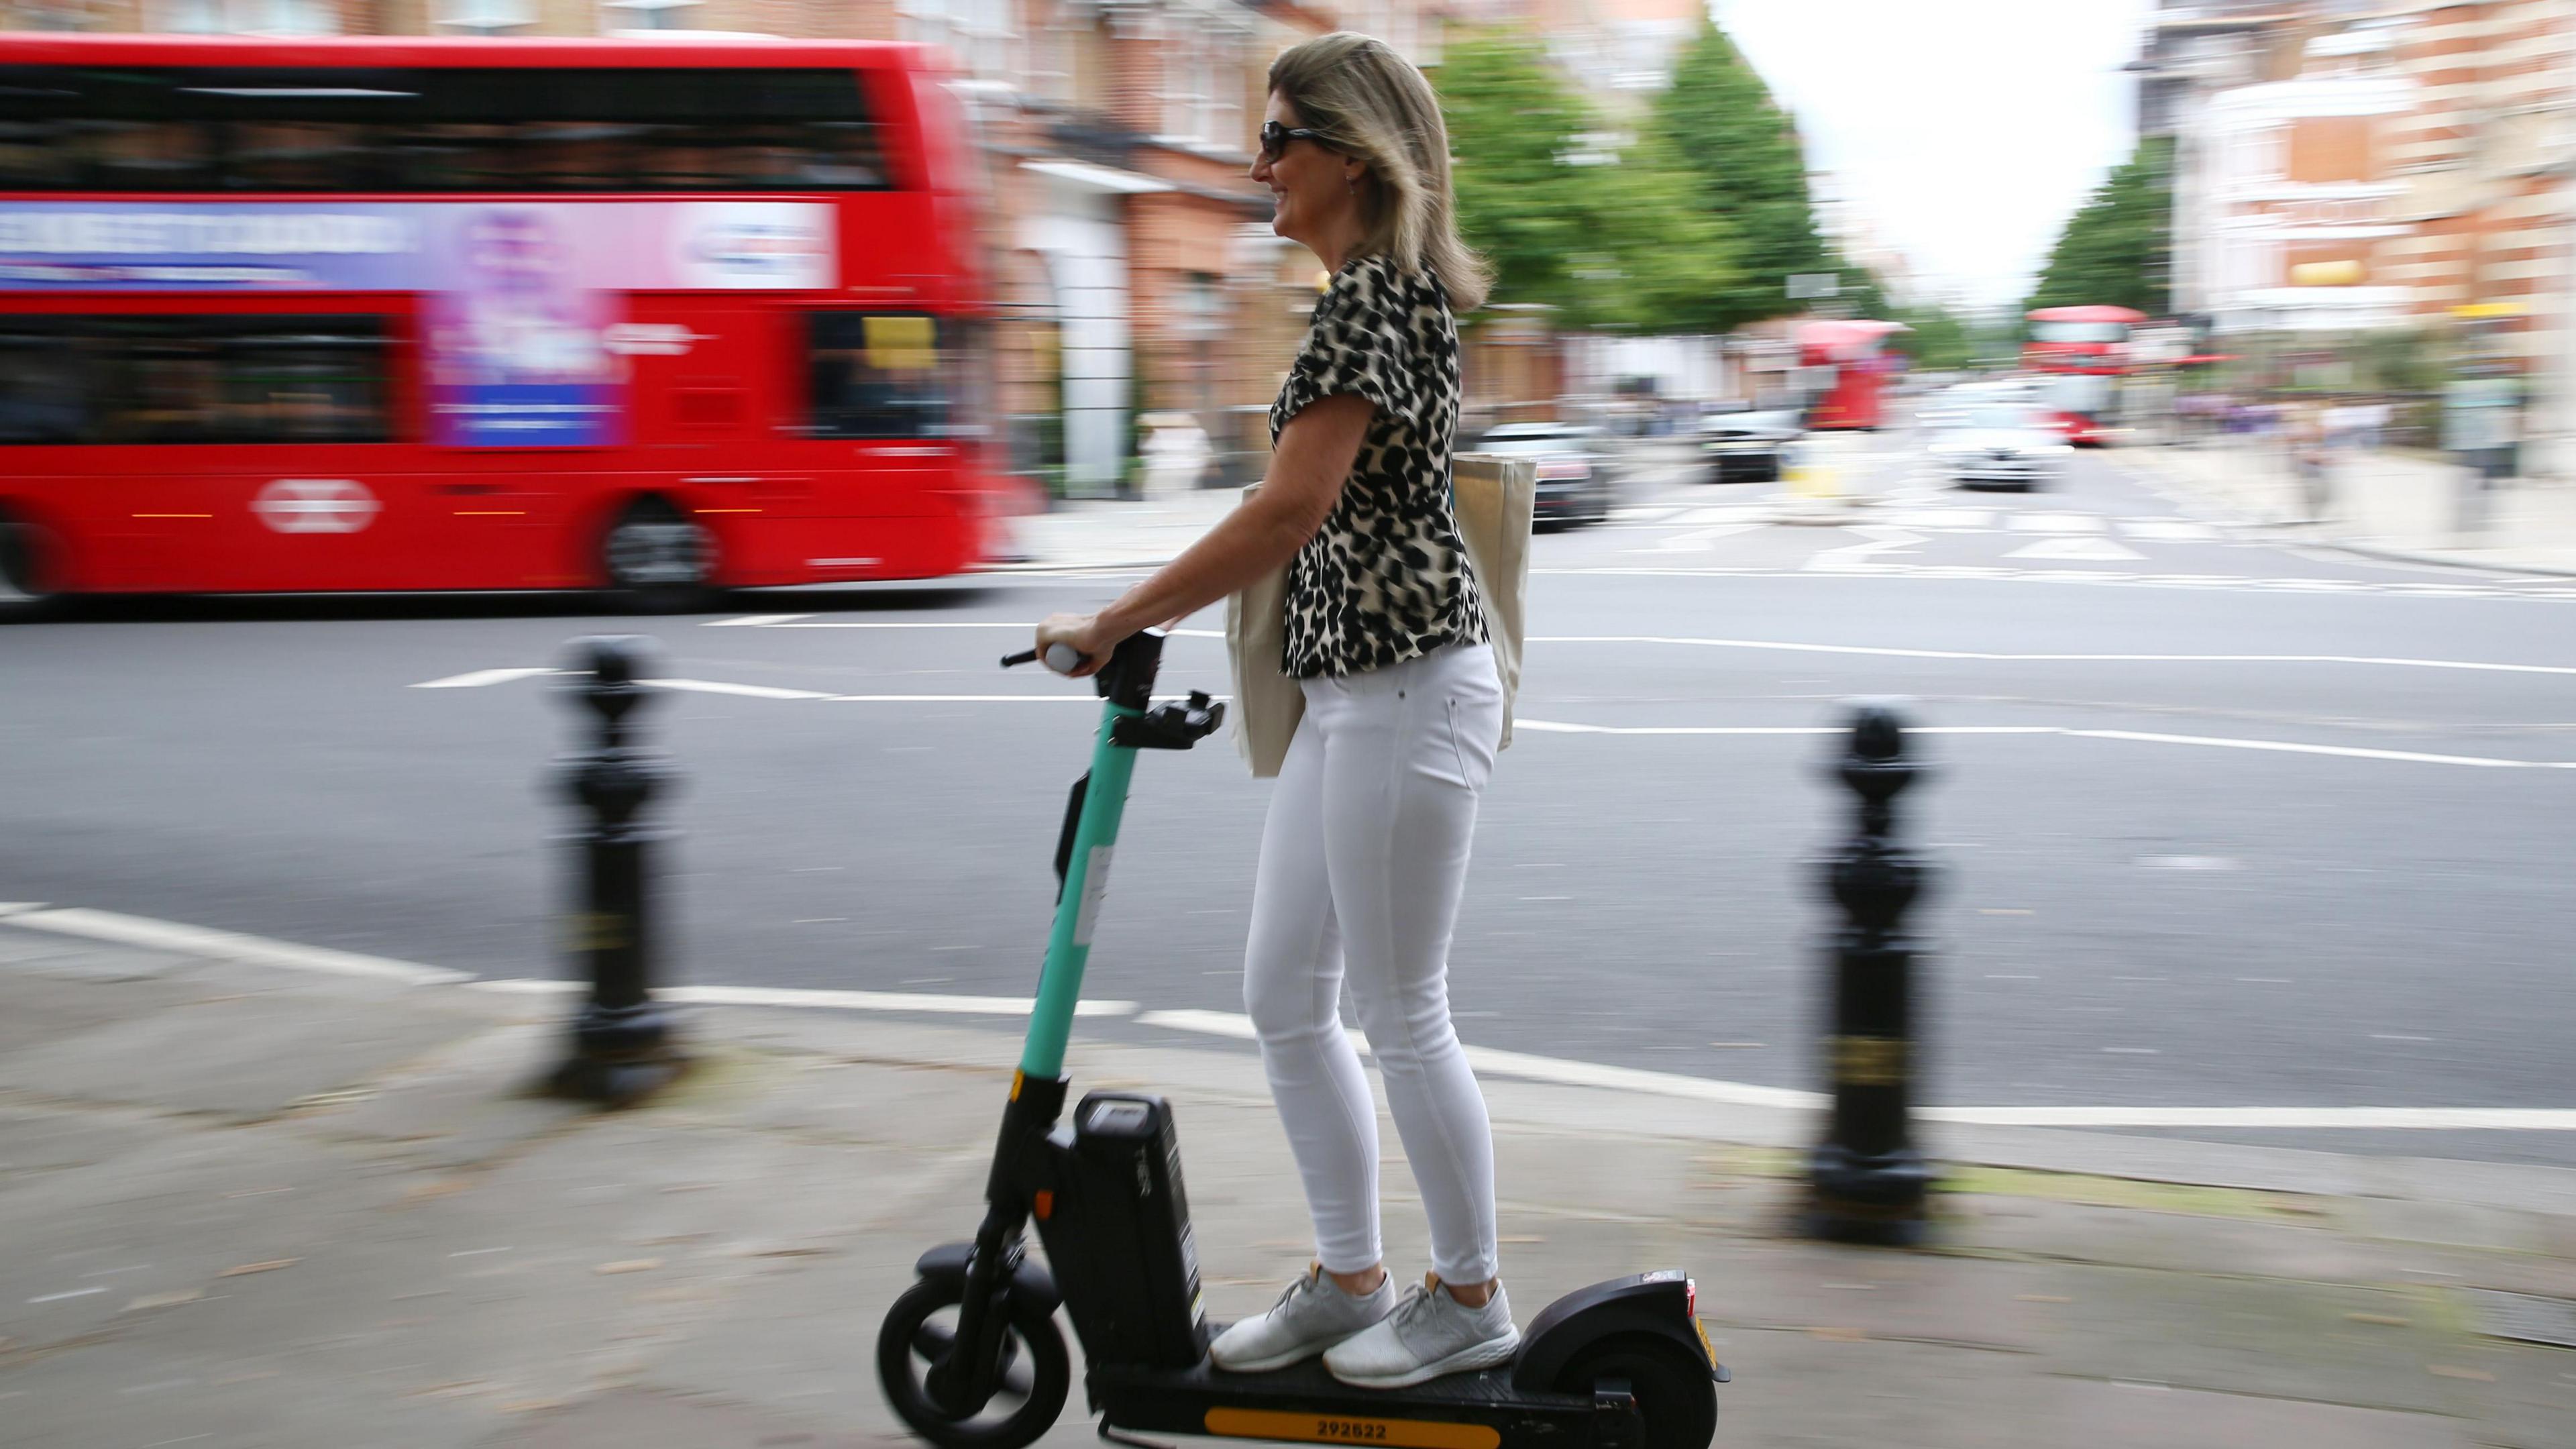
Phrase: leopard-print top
[{"left": 1267, "top": 254, "right": 1488, "bottom": 680}]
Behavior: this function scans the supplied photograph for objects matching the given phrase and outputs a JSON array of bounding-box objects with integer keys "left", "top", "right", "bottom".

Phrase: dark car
[
  {"left": 1474, "top": 423, "right": 1616, "bottom": 529},
  {"left": 1699, "top": 405, "right": 1801, "bottom": 482}
]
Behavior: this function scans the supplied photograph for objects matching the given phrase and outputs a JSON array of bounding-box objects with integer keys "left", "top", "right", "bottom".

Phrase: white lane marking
[
  {"left": 6, "top": 908, "right": 468, "bottom": 985},
  {"left": 1927, "top": 1106, "right": 2576, "bottom": 1130},
  {"left": 0, "top": 902, "right": 46, "bottom": 918},
  {"left": 1515, "top": 719, "right": 2573, "bottom": 769},
  {"left": 1520, "top": 635, "right": 2576, "bottom": 678},
  {"left": 26, "top": 1287, "right": 108, "bottom": 1304},
  {"left": 1872, "top": 509, "right": 1994, "bottom": 530},
  {"left": 2064, "top": 728, "right": 2567, "bottom": 769},
  {"left": 2006, "top": 537, "right": 2146, "bottom": 562},
  {"left": 826, "top": 694, "right": 1226, "bottom": 704},
  {"left": 2010, "top": 513, "right": 2109, "bottom": 533},
  {"left": 648, "top": 678, "right": 839, "bottom": 702},
  {"left": 2121, "top": 519, "right": 2220, "bottom": 541},
  {"left": 1632, "top": 524, "right": 1762, "bottom": 555},
  {"left": 1528, "top": 565, "right": 2571, "bottom": 600},
  {"left": 740, "top": 621, "right": 1230, "bottom": 643},
  {"left": 1805, "top": 527, "right": 1923, "bottom": 572},
  {"left": 466, "top": 978, "right": 1137, "bottom": 1017},
  {"left": 1134, "top": 1010, "right": 2576, "bottom": 1129},
  {"left": 411, "top": 667, "right": 559, "bottom": 690},
  {"left": 731, "top": 620, "right": 1027, "bottom": 629},
  {"left": 1518, "top": 721, "right": 2054, "bottom": 738}
]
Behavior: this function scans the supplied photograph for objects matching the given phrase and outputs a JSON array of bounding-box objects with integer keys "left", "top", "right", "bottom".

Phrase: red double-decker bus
[
  {"left": 2023, "top": 305, "right": 2142, "bottom": 447},
  {"left": 0, "top": 34, "right": 1010, "bottom": 607}
]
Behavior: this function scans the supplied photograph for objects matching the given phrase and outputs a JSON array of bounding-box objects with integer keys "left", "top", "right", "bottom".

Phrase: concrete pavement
[
  {"left": 5, "top": 920, "right": 2573, "bottom": 1448},
  {"left": 2120, "top": 442, "right": 2576, "bottom": 577}
]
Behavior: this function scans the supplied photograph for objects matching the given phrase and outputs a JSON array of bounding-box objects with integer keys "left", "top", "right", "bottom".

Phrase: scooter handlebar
[{"left": 1000, "top": 644, "right": 1089, "bottom": 674}]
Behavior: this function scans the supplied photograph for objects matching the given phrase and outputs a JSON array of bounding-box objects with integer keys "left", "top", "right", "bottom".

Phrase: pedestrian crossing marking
[
  {"left": 2009, "top": 512, "right": 2110, "bottom": 533},
  {"left": 2006, "top": 537, "right": 2147, "bottom": 562},
  {"left": 2121, "top": 519, "right": 2221, "bottom": 541}
]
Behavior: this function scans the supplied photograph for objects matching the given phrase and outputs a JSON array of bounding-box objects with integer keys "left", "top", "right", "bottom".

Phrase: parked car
[
  {"left": 1925, "top": 398, "right": 2072, "bottom": 490},
  {"left": 1474, "top": 422, "right": 1617, "bottom": 529},
  {"left": 1699, "top": 405, "right": 1801, "bottom": 482}
]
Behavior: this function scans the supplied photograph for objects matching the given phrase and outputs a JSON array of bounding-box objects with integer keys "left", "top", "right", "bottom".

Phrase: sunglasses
[{"left": 1259, "top": 121, "right": 1330, "bottom": 161}]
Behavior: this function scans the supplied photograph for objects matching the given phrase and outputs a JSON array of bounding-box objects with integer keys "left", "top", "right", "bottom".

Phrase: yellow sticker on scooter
[
  {"left": 1204, "top": 1409, "right": 1500, "bottom": 1449},
  {"left": 1694, "top": 1315, "right": 1718, "bottom": 1366}
]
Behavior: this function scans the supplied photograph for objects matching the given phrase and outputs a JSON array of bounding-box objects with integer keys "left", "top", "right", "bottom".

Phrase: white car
[{"left": 1925, "top": 400, "right": 2072, "bottom": 491}]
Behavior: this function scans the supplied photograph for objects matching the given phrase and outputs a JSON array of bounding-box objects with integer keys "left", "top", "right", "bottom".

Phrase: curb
[
  {"left": 2113, "top": 455, "right": 2576, "bottom": 581},
  {"left": 10, "top": 917, "right": 2576, "bottom": 1221},
  {"left": 2318, "top": 536, "right": 2576, "bottom": 582}
]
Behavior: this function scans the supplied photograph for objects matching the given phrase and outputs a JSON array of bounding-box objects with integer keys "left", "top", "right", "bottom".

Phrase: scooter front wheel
[{"left": 877, "top": 1276, "right": 1071, "bottom": 1449}]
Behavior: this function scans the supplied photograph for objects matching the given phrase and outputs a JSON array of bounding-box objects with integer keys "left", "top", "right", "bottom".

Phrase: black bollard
[
  {"left": 1805, "top": 700, "right": 1936, "bottom": 1246},
  {"left": 549, "top": 635, "right": 686, "bottom": 1107}
]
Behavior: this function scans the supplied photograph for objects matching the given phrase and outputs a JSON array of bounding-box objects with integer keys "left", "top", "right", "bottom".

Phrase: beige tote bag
[{"left": 1226, "top": 454, "right": 1534, "bottom": 778}]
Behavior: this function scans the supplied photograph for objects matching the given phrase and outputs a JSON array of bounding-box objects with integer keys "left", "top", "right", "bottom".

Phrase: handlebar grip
[{"left": 998, "top": 645, "right": 1091, "bottom": 674}]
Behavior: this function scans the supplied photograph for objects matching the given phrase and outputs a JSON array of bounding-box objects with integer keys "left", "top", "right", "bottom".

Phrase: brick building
[
  {"left": 2156, "top": 0, "right": 2573, "bottom": 474},
  {"left": 0, "top": 0, "right": 1449, "bottom": 490}
]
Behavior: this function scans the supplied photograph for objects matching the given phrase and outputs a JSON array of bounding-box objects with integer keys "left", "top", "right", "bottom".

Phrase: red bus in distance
[
  {"left": 0, "top": 34, "right": 1011, "bottom": 607},
  {"left": 1795, "top": 318, "right": 1907, "bottom": 431},
  {"left": 2023, "top": 305, "right": 2143, "bottom": 447}
]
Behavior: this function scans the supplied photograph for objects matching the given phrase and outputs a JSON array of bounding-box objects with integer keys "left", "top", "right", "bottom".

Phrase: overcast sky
[{"left": 1707, "top": 0, "right": 2159, "bottom": 313}]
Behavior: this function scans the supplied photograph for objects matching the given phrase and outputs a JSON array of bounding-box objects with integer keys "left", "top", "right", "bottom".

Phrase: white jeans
[{"left": 1243, "top": 641, "right": 1505, "bottom": 1285}]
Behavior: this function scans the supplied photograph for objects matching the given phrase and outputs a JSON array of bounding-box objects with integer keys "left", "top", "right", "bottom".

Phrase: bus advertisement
[{"left": 0, "top": 35, "right": 1010, "bottom": 607}]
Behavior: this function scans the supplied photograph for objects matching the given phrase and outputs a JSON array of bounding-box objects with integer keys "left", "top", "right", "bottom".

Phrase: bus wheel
[
  {"left": 0, "top": 508, "right": 60, "bottom": 614},
  {"left": 602, "top": 499, "right": 717, "bottom": 614}
]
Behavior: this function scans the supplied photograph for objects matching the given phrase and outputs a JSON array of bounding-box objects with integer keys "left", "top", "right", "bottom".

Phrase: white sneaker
[
  {"left": 1209, "top": 1264, "right": 1395, "bottom": 1374},
  {"left": 1324, "top": 1275, "right": 1520, "bottom": 1389}
]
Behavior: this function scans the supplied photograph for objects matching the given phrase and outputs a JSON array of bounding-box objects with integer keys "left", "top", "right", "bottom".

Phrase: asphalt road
[{"left": 6, "top": 432, "right": 2573, "bottom": 1165}]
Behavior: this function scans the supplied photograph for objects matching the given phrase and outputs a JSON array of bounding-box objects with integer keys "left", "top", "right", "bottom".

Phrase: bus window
[
  {"left": 0, "top": 325, "right": 95, "bottom": 443},
  {"left": 0, "top": 316, "right": 392, "bottom": 445},
  {"left": 809, "top": 313, "right": 954, "bottom": 440},
  {"left": 231, "top": 117, "right": 382, "bottom": 191},
  {"left": 0, "top": 66, "right": 888, "bottom": 193},
  {"left": 70, "top": 119, "right": 221, "bottom": 190}
]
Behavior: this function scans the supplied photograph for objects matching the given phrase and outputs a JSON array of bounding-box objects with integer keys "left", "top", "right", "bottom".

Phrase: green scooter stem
[{"left": 1020, "top": 697, "right": 1142, "bottom": 1081}]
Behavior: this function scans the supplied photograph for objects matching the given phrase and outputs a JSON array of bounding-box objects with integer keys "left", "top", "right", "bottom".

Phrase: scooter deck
[{"left": 1090, "top": 1354, "right": 1613, "bottom": 1449}]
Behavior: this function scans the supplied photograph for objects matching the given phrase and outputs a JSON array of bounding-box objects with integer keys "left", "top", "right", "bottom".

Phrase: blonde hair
[{"left": 1268, "top": 32, "right": 1491, "bottom": 313}]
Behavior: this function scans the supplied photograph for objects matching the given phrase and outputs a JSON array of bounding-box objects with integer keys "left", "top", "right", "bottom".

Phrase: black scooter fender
[
  {"left": 1508, "top": 1269, "right": 1725, "bottom": 1391},
  {"left": 914, "top": 1242, "right": 1063, "bottom": 1311}
]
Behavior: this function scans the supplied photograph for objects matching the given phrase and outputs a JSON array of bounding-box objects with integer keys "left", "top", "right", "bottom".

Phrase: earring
[{"left": 1346, "top": 175, "right": 1357, "bottom": 197}]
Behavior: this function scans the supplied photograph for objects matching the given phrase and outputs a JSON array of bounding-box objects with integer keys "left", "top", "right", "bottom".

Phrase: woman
[{"left": 1033, "top": 32, "right": 1511, "bottom": 1391}]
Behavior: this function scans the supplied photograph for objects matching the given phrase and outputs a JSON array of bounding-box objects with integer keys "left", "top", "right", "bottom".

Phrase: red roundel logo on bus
[{"left": 254, "top": 478, "right": 381, "bottom": 535}]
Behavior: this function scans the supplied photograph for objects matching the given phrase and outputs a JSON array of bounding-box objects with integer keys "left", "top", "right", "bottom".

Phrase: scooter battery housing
[{"left": 1035, "top": 1091, "right": 1207, "bottom": 1368}]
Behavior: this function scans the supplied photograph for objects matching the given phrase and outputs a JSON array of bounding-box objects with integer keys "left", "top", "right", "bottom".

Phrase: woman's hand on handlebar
[{"left": 1034, "top": 612, "right": 1118, "bottom": 678}]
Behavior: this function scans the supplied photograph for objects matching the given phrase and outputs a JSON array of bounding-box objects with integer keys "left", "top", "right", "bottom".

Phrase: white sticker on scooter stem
[{"left": 1072, "top": 845, "right": 1114, "bottom": 947}]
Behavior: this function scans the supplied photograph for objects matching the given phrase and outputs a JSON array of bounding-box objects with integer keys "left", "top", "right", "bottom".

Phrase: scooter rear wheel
[
  {"left": 877, "top": 1276, "right": 1071, "bottom": 1449},
  {"left": 1556, "top": 1335, "right": 1719, "bottom": 1449}
]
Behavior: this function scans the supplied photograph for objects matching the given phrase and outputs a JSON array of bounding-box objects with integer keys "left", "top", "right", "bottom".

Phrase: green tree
[
  {"left": 1649, "top": 19, "right": 1829, "bottom": 332},
  {"left": 1435, "top": 29, "right": 1739, "bottom": 331},
  {"left": 1434, "top": 30, "right": 1597, "bottom": 317},
  {"left": 1560, "top": 127, "right": 1742, "bottom": 333},
  {"left": 1889, "top": 304, "right": 1972, "bottom": 371},
  {"left": 2025, "top": 136, "right": 2172, "bottom": 319}
]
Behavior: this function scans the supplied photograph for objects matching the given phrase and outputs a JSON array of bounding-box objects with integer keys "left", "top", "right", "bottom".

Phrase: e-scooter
[{"left": 879, "top": 630, "right": 1726, "bottom": 1449}]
